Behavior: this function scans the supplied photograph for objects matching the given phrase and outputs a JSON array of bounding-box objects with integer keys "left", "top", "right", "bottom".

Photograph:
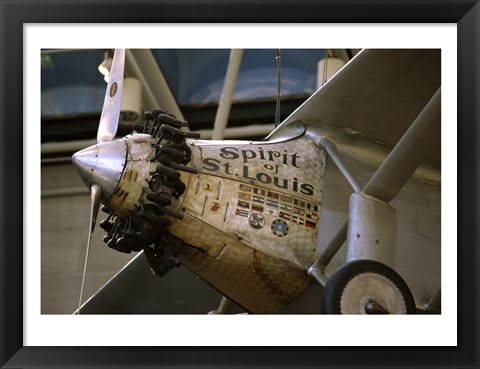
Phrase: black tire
[{"left": 321, "top": 259, "right": 416, "bottom": 314}]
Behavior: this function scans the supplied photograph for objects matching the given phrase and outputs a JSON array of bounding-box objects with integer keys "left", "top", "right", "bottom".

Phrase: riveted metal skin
[{"left": 72, "top": 139, "right": 127, "bottom": 201}]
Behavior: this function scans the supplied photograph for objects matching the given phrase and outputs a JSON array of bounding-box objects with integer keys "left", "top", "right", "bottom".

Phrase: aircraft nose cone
[{"left": 72, "top": 139, "right": 127, "bottom": 200}]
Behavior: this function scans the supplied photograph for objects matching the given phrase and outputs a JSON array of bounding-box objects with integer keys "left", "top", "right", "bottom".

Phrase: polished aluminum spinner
[{"left": 72, "top": 139, "right": 127, "bottom": 201}]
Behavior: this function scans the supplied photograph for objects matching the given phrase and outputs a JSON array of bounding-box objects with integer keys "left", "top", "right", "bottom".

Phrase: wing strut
[
  {"left": 363, "top": 88, "right": 441, "bottom": 202},
  {"left": 309, "top": 87, "right": 441, "bottom": 285}
]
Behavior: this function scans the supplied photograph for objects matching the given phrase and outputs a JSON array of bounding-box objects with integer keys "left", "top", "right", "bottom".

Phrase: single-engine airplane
[{"left": 72, "top": 48, "right": 441, "bottom": 314}]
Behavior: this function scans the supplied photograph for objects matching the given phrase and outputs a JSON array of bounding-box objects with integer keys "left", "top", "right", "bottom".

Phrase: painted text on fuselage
[{"left": 202, "top": 147, "right": 315, "bottom": 196}]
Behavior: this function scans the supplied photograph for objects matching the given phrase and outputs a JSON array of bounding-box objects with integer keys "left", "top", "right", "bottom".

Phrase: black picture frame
[{"left": 1, "top": 1, "right": 479, "bottom": 368}]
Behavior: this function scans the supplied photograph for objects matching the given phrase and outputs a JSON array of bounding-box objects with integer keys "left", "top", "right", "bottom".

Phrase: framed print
[{"left": 1, "top": 0, "right": 479, "bottom": 368}]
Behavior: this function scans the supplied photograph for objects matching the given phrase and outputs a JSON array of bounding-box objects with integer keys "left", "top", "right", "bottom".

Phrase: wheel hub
[{"left": 340, "top": 272, "right": 408, "bottom": 314}]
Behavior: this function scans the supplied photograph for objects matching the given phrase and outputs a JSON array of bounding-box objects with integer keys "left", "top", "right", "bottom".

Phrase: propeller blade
[
  {"left": 77, "top": 184, "right": 103, "bottom": 314},
  {"left": 97, "top": 48, "right": 125, "bottom": 143}
]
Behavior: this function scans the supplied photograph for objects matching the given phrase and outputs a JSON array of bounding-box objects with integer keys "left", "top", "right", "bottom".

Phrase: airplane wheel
[{"left": 321, "top": 260, "right": 416, "bottom": 314}]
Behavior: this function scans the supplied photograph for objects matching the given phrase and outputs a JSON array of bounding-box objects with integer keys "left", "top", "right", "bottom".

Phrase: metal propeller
[
  {"left": 74, "top": 48, "right": 126, "bottom": 314},
  {"left": 97, "top": 48, "right": 126, "bottom": 143},
  {"left": 77, "top": 184, "right": 102, "bottom": 314}
]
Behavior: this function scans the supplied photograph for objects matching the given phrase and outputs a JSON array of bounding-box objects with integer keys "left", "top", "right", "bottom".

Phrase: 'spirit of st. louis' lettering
[{"left": 201, "top": 147, "right": 315, "bottom": 196}]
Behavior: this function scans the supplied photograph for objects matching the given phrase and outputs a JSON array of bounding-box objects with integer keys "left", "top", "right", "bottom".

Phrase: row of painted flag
[{"left": 237, "top": 184, "right": 318, "bottom": 229}]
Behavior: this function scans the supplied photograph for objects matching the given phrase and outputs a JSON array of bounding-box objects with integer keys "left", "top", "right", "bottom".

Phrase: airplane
[{"left": 71, "top": 48, "right": 441, "bottom": 314}]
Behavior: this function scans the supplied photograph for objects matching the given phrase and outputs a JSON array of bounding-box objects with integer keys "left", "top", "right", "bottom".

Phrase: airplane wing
[{"left": 268, "top": 49, "right": 441, "bottom": 168}]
